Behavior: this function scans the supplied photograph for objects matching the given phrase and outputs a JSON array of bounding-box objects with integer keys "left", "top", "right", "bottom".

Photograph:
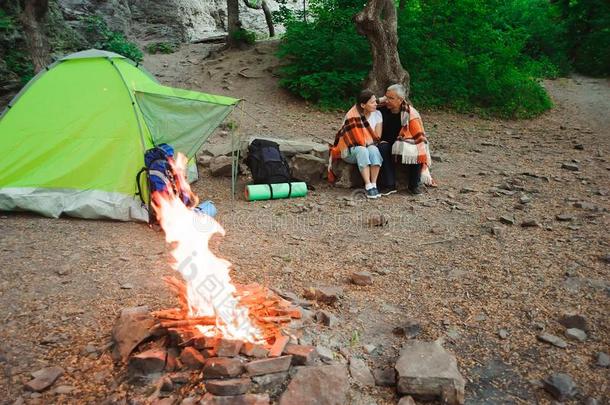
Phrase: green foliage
[
  {"left": 0, "top": 9, "right": 14, "bottom": 31},
  {"left": 398, "top": 0, "right": 553, "bottom": 118},
  {"left": 557, "top": 0, "right": 610, "bottom": 76},
  {"left": 146, "top": 42, "right": 178, "bottom": 54},
  {"left": 84, "top": 15, "right": 143, "bottom": 62},
  {"left": 278, "top": 0, "right": 559, "bottom": 118},
  {"left": 231, "top": 28, "right": 257, "bottom": 45},
  {"left": 277, "top": 0, "right": 369, "bottom": 110},
  {"left": 4, "top": 50, "right": 34, "bottom": 85}
]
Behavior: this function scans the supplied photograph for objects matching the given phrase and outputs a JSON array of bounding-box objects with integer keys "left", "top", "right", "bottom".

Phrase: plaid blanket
[
  {"left": 328, "top": 105, "right": 379, "bottom": 182},
  {"left": 391, "top": 103, "right": 436, "bottom": 186}
]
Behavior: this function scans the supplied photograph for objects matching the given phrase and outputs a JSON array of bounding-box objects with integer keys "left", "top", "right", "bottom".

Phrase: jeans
[
  {"left": 342, "top": 145, "right": 382, "bottom": 170},
  {"left": 378, "top": 141, "right": 421, "bottom": 190}
]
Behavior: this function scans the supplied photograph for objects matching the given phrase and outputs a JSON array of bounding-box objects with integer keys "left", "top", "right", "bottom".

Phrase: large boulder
[
  {"left": 279, "top": 365, "right": 349, "bottom": 405},
  {"left": 395, "top": 340, "right": 465, "bottom": 405},
  {"left": 290, "top": 153, "right": 327, "bottom": 184}
]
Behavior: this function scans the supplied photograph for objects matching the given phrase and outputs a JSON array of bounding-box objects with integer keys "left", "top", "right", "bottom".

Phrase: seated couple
[{"left": 329, "top": 84, "right": 434, "bottom": 199}]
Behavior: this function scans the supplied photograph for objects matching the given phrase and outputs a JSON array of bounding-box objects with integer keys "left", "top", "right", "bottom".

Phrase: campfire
[
  {"left": 111, "top": 152, "right": 318, "bottom": 402},
  {"left": 150, "top": 152, "right": 301, "bottom": 349}
]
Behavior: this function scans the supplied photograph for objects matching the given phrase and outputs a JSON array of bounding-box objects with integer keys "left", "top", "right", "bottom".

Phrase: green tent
[{"left": 0, "top": 49, "right": 238, "bottom": 221}]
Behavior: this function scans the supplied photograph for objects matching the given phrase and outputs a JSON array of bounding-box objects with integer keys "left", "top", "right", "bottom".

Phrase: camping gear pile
[{"left": 244, "top": 138, "right": 308, "bottom": 201}]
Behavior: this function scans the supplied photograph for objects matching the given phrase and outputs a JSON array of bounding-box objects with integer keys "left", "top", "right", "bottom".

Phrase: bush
[
  {"left": 277, "top": 0, "right": 369, "bottom": 110},
  {"left": 558, "top": 0, "right": 610, "bottom": 76},
  {"left": 278, "top": 0, "right": 560, "bottom": 117},
  {"left": 231, "top": 28, "right": 257, "bottom": 46},
  {"left": 84, "top": 15, "right": 143, "bottom": 62},
  {"left": 146, "top": 42, "right": 178, "bottom": 54}
]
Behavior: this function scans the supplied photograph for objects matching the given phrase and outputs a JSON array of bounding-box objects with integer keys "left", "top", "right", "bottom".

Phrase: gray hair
[{"left": 386, "top": 84, "right": 406, "bottom": 99}]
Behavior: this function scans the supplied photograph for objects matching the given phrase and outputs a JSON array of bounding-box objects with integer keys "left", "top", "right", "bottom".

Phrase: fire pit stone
[
  {"left": 200, "top": 392, "right": 270, "bottom": 405},
  {"left": 128, "top": 349, "right": 167, "bottom": 376},
  {"left": 241, "top": 342, "right": 270, "bottom": 358},
  {"left": 245, "top": 355, "right": 293, "bottom": 376},
  {"left": 216, "top": 338, "right": 244, "bottom": 357},
  {"left": 203, "top": 357, "right": 245, "bottom": 378},
  {"left": 204, "top": 377, "right": 252, "bottom": 396},
  {"left": 283, "top": 344, "right": 318, "bottom": 366},
  {"left": 180, "top": 347, "right": 206, "bottom": 369}
]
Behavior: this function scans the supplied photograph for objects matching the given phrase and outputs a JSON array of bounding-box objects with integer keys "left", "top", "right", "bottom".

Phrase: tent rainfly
[{"left": 0, "top": 49, "right": 238, "bottom": 221}]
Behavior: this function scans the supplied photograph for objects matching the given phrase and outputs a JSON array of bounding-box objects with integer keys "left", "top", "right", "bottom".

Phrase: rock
[
  {"left": 203, "top": 357, "right": 245, "bottom": 378},
  {"left": 363, "top": 344, "right": 377, "bottom": 354},
  {"left": 555, "top": 213, "right": 574, "bottom": 221},
  {"left": 52, "top": 385, "right": 76, "bottom": 395},
  {"left": 205, "top": 378, "right": 252, "bottom": 396},
  {"left": 490, "top": 226, "right": 503, "bottom": 236},
  {"left": 392, "top": 320, "right": 422, "bottom": 339},
  {"left": 25, "top": 367, "right": 64, "bottom": 392},
  {"left": 279, "top": 364, "right": 349, "bottom": 405},
  {"left": 519, "top": 195, "right": 531, "bottom": 204},
  {"left": 561, "top": 163, "right": 579, "bottom": 171},
  {"left": 316, "top": 346, "right": 334, "bottom": 362},
  {"left": 209, "top": 156, "right": 233, "bottom": 177},
  {"left": 315, "top": 310, "right": 339, "bottom": 327},
  {"left": 350, "top": 271, "right": 373, "bottom": 286},
  {"left": 290, "top": 154, "right": 327, "bottom": 184},
  {"left": 521, "top": 219, "right": 541, "bottom": 228},
  {"left": 499, "top": 215, "right": 516, "bottom": 225},
  {"left": 240, "top": 343, "right": 269, "bottom": 358},
  {"left": 349, "top": 357, "right": 375, "bottom": 387},
  {"left": 498, "top": 329, "right": 509, "bottom": 339},
  {"left": 543, "top": 373, "right": 577, "bottom": 401},
  {"left": 112, "top": 306, "right": 155, "bottom": 362},
  {"left": 283, "top": 345, "right": 318, "bottom": 366},
  {"left": 373, "top": 368, "right": 396, "bottom": 386},
  {"left": 245, "top": 356, "right": 292, "bottom": 376},
  {"left": 398, "top": 396, "right": 416, "bottom": 405},
  {"left": 573, "top": 201, "right": 599, "bottom": 210},
  {"left": 120, "top": 283, "right": 133, "bottom": 289},
  {"left": 459, "top": 187, "right": 476, "bottom": 193},
  {"left": 216, "top": 339, "right": 244, "bottom": 357},
  {"left": 200, "top": 393, "right": 270, "bottom": 405},
  {"left": 330, "top": 160, "right": 363, "bottom": 188},
  {"left": 366, "top": 214, "right": 388, "bottom": 227},
  {"left": 564, "top": 328, "right": 587, "bottom": 342},
  {"left": 574, "top": 144, "right": 584, "bottom": 150},
  {"left": 128, "top": 349, "right": 167, "bottom": 375},
  {"left": 595, "top": 352, "right": 610, "bottom": 367},
  {"left": 252, "top": 372, "right": 289, "bottom": 396},
  {"left": 247, "top": 137, "right": 328, "bottom": 158},
  {"left": 395, "top": 340, "right": 465, "bottom": 405},
  {"left": 537, "top": 333, "right": 568, "bottom": 348},
  {"left": 197, "top": 154, "right": 213, "bottom": 167},
  {"left": 304, "top": 286, "right": 343, "bottom": 304},
  {"left": 180, "top": 347, "right": 206, "bottom": 369},
  {"left": 558, "top": 314, "right": 588, "bottom": 331}
]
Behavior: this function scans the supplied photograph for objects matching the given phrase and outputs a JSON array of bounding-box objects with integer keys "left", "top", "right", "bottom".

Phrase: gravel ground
[{"left": 0, "top": 42, "right": 608, "bottom": 404}]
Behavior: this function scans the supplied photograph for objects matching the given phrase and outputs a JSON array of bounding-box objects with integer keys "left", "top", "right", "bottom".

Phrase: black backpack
[{"left": 246, "top": 139, "right": 292, "bottom": 184}]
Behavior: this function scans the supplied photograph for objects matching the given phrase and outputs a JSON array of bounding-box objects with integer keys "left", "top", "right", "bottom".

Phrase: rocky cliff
[{"left": 58, "top": 0, "right": 302, "bottom": 43}]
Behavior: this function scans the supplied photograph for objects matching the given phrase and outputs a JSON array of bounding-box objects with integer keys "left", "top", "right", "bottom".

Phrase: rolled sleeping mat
[{"left": 245, "top": 182, "right": 308, "bottom": 201}]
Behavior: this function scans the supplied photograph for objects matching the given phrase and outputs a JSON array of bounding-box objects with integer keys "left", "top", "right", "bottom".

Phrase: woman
[{"left": 328, "top": 89, "right": 383, "bottom": 199}]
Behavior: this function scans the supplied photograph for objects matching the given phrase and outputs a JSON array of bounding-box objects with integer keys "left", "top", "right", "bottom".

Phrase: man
[{"left": 377, "top": 84, "right": 424, "bottom": 195}]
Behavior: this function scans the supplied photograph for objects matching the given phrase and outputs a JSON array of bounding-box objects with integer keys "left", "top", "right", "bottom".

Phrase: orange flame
[{"left": 152, "top": 154, "right": 263, "bottom": 343}]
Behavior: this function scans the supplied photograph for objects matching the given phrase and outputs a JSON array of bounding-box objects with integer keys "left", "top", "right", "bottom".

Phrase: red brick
[
  {"left": 205, "top": 378, "right": 252, "bottom": 396},
  {"left": 283, "top": 344, "right": 318, "bottom": 365},
  {"left": 203, "top": 357, "right": 244, "bottom": 378},
  {"left": 241, "top": 343, "right": 269, "bottom": 358},
  {"left": 216, "top": 339, "right": 244, "bottom": 357},
  {"left": 180, "top": 347, "right": 205, "bottom": 369}
]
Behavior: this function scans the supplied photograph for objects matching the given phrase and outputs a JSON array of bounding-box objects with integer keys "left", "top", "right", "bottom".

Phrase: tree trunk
[
  {"left": 242, "top": 0, "right": 275, "bottom": 37},
  {"left": 261, "top": 1, "right": 275, "bottom": 37},
  {"left": 354, "top": 0, "right": 409, "bottom": 97},
  {"left": 20, "top": 0, "right": 49, "bottom": 73},
  {"left": 227, "top": 0, "right": 240, "bottom": 47}
]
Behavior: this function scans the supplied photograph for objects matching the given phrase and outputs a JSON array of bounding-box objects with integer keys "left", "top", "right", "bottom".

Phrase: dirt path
[{"left": 0, "top": 42, "right": 608, "bottom": 404}]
